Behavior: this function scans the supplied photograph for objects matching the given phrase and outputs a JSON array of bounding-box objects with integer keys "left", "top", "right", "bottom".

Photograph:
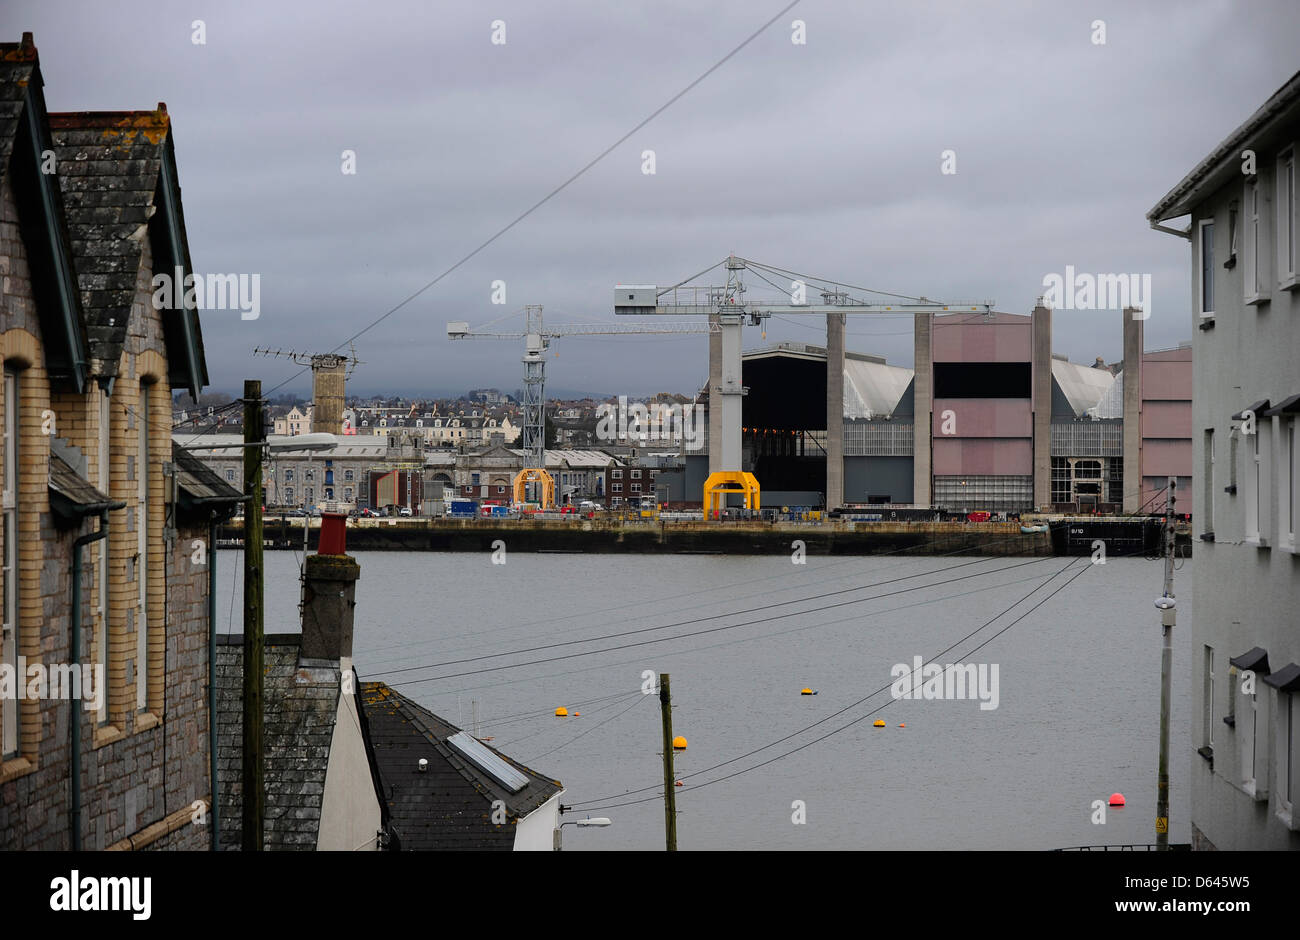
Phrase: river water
[{"left": 215, "top": 549, "right": 1192, "bottom": 851}]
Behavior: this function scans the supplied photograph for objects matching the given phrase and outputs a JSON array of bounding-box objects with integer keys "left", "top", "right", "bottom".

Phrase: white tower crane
[
  {"left": 448, "top": 305, "right": 714, "bottom": 507},
  {"left": 614, "top": 256, "right": 993, "bottom": 515}
]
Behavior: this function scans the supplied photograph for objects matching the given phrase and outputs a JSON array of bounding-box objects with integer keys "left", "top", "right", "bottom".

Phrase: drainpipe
[
  {"left": 70, "top": 503, "right": 120, "bottom": 851},
  {"left": 208, "top": 512, "right": 219, "bottom": 849}
]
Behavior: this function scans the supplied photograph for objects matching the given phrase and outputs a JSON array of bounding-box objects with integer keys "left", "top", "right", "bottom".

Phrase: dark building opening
[{"left": 933, "top": 362, "right": 1031, "bottom": 398}]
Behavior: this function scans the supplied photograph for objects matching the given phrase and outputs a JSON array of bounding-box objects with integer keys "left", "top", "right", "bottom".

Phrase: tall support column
[
  {"left": 825, "top": 312, "right": 845, "bottom": 510},
  {"left": 1032, "top": 303, "right": 1053, "bottom": 510},
  {"left": 912, "top": 313, "right": 933, "bottom": 508},
  {"left": 1122, "top": 306, "right": 1145, "bottom": 513},
  {"left": 717, "top": 315, "right": 744, "bottom": 471},
  {"left": 708, "top": 312, "right": 722, "bottom": 475}
]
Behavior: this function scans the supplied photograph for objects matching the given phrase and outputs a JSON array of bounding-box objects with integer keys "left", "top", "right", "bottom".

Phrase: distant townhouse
[
  {"left": 1147, "top": 69, "right": 1300, "bottom": 850},
  {"left": 1, "top": 33, "right": 239, "bottom": 850}
]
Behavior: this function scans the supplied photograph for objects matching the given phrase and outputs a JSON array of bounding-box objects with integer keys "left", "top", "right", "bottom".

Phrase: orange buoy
[
  {"left": 674, "top": 780, "right": 683, "bottom": 787},
  {"left": 1109, "top": 792, "right": 1125, "bottom": 806},
  {"left": 572, "top": 712, "right": 580, "bottom": 717},
  {"left": 873, "top": 719, "right": 886, "bottom": 727},
  {"left": 554, "top": 707, "right": 568, "bottom": 717},
  {"left": 898, "top": 723, "right": 906, "bottom": 728},
  {"left": 672, "top": 735, "right": 688, "bottom": 750},
  {"left": 801, "top": 688, "right": 814, "bottom": 695}
]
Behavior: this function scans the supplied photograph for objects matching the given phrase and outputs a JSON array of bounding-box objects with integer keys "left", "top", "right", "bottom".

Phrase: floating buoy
[
  {"left": 898, "top": 723, "right": 906, "bottom": 728},
  {"left": 873, "top": 719, "right": 886, "bottom": 727},
  {"left": 675, "top": 780, "right": 683, "bottom": 787},
  {"left": 555, "top": 707, "right": 568, "bottom": 717},
  {"left": 1109, "top": 792, "right": 1125, "bottom": 807},
  {"left": 572, "top": 712, "right": 580, "bottom": 717},
  {"left": 801, "top": 688, "right": 814, "bottom": 695},
  {"left": 672, "top": 735, "right": 688, "bottom": 750}
]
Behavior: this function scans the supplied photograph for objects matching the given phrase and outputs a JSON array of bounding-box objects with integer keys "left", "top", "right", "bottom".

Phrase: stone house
[{"left": 0, "top": 33, "right": 238, "bottom": 850}]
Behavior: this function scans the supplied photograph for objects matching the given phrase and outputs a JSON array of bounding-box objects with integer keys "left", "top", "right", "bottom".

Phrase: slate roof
[
  {"left": 360, "top": 682, "right": 563, "bottom": 851},
  {"left": 216, "top": 636, "right": 344, "bottom": 850},
  {"left": 47, "top": 108, "right": 174, "bottom": 380},
  {"left": 0, "top": 34, "right": 37, "bottom": 174},
  {"left": 173, "top": 441, "right": 244, "bottom": 519},
  {"left": 48, "top": 452, "right": 116, "bottom": 520}
]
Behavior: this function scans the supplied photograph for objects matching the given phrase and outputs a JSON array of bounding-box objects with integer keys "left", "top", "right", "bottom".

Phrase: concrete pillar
[
  {"left": 300, "top": 553, "right": 360, "bottom": 663},
  {"left": 825, "top": 312, "right": 845, "bottom": 510},
  {"left": 1031, "top": 303, "right": 1052, "bottom": 510},
  {"left": 1122, "top": 306, "right": 1144, "bottom": 512},
  {"left": 708, "top": 313, "right": 722, "bottom": 474},
  {"left": 912, "top": 313, "right": 933, "bottom": 507}
]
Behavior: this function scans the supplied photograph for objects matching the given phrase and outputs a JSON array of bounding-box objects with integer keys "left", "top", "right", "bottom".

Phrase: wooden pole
[
  {"left": 242, "top": 380, "right": 265, "bottom": 850},
  {"left": 1156, "top": 477, "right": 1175, "bottom": 849},
  {"left": 660, "top": 672, "right": 677, "bottom": 852}
]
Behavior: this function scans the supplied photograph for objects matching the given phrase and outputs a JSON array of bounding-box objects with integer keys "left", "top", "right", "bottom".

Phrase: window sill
[
  {"left": 134, "top": 711, "right": 161, "bottom": 733},
  {"left": 1279, "top": 804, "right": 1299, "bottom": 831},
  {"left": 1201, "top": 532, "right": 1216, "bottom": 542},
  {"left": 1197, "top": 745, "right": 1214, "bottom": 767},
  {"left": 1279, "top": 538, "right": 1298, "bottom": 554},
  {"left": 1245, "top": 534, "right": 1270, "bottom": 549},
  {"left": 93, "top": 723, "right": 125, "bottom": 749},
  {"left": 1222, "top": 715, "right": 1235, "bottom": 728},
  {"left": 1245, "top": 292, "right": 1269, "bottom": 306},
  {"left": 0, "top": 755, "right": 34, "bottom": 785},
  {"left": 1280, "top": 275, "right": 1299, "bottom": 292}
]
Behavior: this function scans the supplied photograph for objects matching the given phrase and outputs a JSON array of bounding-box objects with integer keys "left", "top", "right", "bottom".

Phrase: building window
[
  {"left": 612, "top": 483, "right": 622, "bottom": 493},
  {"left": 345, "top": 469, "right": 354, "bottom": 482},
  {"left": 1245, "top": 179, "right": 1268, "bottom": 302},
  {"left": 1275, "top": 688, "right": 1298, "bottom": 828},
  {"left": 285, "top": 468, "right": 294, "bottom": 482},
  {"left": 1244, "top": 422, "right": 1269, "bottom": 546},
  {"left": 1202, "top": 646, "right": 1215, "bottom": 752},
  {"left": 1279, "top": 148, "right": 1296, "bottom": 285},
  {"left": 472, "top": 472, "right": 480, "bottom": 485},
  {"left": 1, "top": 369, "right": 17, "bottom": 758},
  {"left": 1235, "top": 669, "right": 1266, "bottom": 799},
  {"left": 1202, "top": 429, "right": 1215, "bottom": 537},
  {"left": 285, "top": 487, "right": 294, "bottom": 502},
  {"left": 226, "top": 468, "right": 235, "bottom": 482},
  {"left": 631, "top": 469, "right": 641, "bottom": 479},
  {"left": 1198, "top": 218, "right": 1215, "bottom": 318},
  {"left": 305, "top": 468, "right": 314, "bottom": 482},
  {"left": 631, "top": 483, "right": 641, "bottom": 493},
  {"left": 612, "top": 469, "right": 623, "bottom": 479},
  {"left": 497, "top": 485, "right": 505, "bottom": 494},
  {"left": 136, "top": 387, "right": 150, "bottom": 712},
  {"left": 306, "top": 488, "right": 314, "bottom": 504},
  {"left": 1280, "top": 417, "right": 1298, "bottom": 553}
]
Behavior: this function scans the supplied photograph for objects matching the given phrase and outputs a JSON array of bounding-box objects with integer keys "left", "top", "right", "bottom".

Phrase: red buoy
[{"left": 1109, "top": 792, "right": 1125, "bottom": 807}]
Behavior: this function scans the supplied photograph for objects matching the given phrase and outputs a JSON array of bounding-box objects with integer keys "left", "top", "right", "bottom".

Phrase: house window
[
  {"left": 631, "top": 469, "right": 641, "bottom": 479},
  {"left": 1244, "top": 422, "right": 1269, "bottom": 545},
  {"left": 1198, "top": 218, "right": 1215, "bottom": 317},
  {"left": 1279, "top": 148, "right": 1296, "bottom": 285},
  {"left": 325, "top": 470, "right": 333, "bottom": 485},
  {"left": 1245, "top": 180, "right": 1267, "bottom": 302},
  {"left": 612, "top": 483, "right": 622, "bottom": 493},
  {"left": 497, "top": 485, "right": 505, "bottom": 494},
  {"left": 285, "top": 468, "right": 294, "bottom": 482},
  {"left": 136, "top": 386, "right": 150, "bottom": 712},
  {"left": 1281, "top": 417, "right": 1298, "bottom": 553},
  {"left": 226, "top": 468, "right": 235, "bottom": 482},
  {"left": 345, "top": 469, "right": 354, "bottom": 482},
  {"left": 1202, "top": 429, "right": 1215, "bottom": 537},
  {"left": 631, "top": 483, "right": 641, "bottom": 493},
  {"left": 305, "top": 468, "right": 314, "bottom": 482},
  {"left": 285, "top": 487, "right": 294, "bottom": 502},
  {"left": 306, "top": 488, "right": 314, "bottom": 504},
  {"left": 1202, "top": 646, "right": 1215, "bottom": 751},
  {"left": 1235, "top": 669, "right": 1266, "bottom": 799},
  {"left": 612, "top": 469, "right": 623, "bottom": 479},
  {"left": 1, "top": 369, "right": 17, "bottom": 758},
  {"left": 1275, "top": 688, "right": 1298, "bottom": 828},
  {"left": 472, "top": 473, "right": 480, "bottom": 485}
]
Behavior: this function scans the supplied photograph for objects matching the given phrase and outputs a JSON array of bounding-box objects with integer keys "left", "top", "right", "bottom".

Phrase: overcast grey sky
[{"left": 10, "top": 0, "right": 1299, "bottom": 398}]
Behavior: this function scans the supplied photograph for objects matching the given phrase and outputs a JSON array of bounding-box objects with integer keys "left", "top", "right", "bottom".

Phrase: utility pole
[
  {"left": 1155, "top": 477, "right": 1176, "bottom": 849},
  {"left": 660, "top": 672, "right": 677, "bottom": 852},
  {"left": 242, "top": 380, "right": 265, "bottom": 851}
]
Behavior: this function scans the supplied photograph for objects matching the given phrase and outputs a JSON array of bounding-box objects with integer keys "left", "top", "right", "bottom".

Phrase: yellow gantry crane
[
  {"left": 447, "top": 305, "right": 713, "bottom": 508},
  {"left": 615, "top": 256, "right": 993, "bottom": 515}
]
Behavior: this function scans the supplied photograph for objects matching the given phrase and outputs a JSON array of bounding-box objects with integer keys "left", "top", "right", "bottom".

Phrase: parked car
[{"left": 399, "top": 507, "right": 413, "bottom": 517}]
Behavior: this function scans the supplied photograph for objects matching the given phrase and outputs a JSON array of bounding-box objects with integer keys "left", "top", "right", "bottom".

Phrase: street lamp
[{"left": 553, "top": 815, "right": 612, "bottom": 851}]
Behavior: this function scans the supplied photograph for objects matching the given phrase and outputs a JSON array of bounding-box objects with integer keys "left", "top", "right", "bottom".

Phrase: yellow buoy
[
  {"left": 801, "top": 688, "right": 814, "bottom": 695},
  {"left": 873, "top": 719, "right": 886, "bottom": 727},
  {"left": 555, "top": 707, "right": 568, "bottom": 717},
  {"left": 672, "top": 735, "right": 688, "bottom": 750}
]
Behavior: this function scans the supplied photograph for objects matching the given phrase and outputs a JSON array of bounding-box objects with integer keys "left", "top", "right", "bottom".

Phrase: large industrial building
[{"left": 662, "top": 305, "right": 1192, "bottom": 514}]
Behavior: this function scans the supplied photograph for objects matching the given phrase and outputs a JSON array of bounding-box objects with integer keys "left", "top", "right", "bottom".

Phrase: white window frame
[
  {"left": 2, "top": 369, "right": 18, "bottom": 758},
  {"left": 1234, "top": 669, "right": 1268, "bottom": 800},
  {"left": 1202, "top": 428, "right": 1215, "bottom": 537},
  {"left": 1275, "top": 689, "right": 1298, "bottom": 830},
  {"left": 1244, "top": 178, "right": 1271, "bottom": 305},
  {"left": 1278, "top": 147, "right": 1297, "bottom": 289},
  {"left": 1244, "top": 419, "right": 1270, "bottom": 547},
  {"left": 1198, "top": 218, "right": 1216, "bottom": 319},
  {"left": 136, "top": 390, "right": 149, "bottom": 712},
  {"left": 1203, "top": 646, "right": 1215, "bottom": 750},
  {"left": 1279, "top": 415, "right": 1298, "bottom": 554}
]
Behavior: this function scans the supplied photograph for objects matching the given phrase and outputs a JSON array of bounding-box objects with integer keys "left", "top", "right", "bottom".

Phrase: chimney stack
[{"left": 300, "top": 527, "right": 359, "bottom": 662}]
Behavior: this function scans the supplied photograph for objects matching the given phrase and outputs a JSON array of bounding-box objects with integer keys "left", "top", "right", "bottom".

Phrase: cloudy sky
[{"left": 11, "top": 0, "right": 1300, "bottom": 399}]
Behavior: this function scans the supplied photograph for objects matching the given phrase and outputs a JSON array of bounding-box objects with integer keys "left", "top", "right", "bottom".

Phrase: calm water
[{"left": 216, "top": 548, "right": 1192, "bottom": 851}]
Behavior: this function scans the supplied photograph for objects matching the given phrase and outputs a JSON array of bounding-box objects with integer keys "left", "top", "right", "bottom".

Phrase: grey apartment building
[{"left": 1148, "top": 70, "right": 1300, "bottom": 849}]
